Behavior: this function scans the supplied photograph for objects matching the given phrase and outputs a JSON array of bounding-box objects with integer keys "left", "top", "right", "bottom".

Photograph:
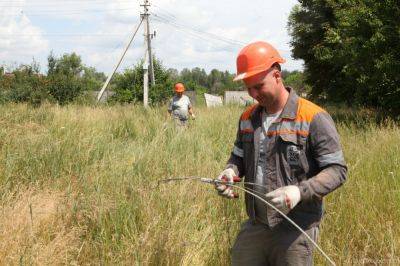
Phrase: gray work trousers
[
  {"left": 173, "top": 117, "right": 188, "bottom": 127},
  {"left": 231, "top": 220, "right": 319, "bottom": 266}
]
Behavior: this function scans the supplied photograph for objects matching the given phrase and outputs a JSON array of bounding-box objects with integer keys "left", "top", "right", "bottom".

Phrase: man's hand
[
  {"left": 191, "top": 113, "right": 196, "bottom": 120},
  {"left": 215, "top": 168, "right": 237, "bottom": 199},
  {"left": 265, "top": 186, "right": 301, "bottom": 214}
]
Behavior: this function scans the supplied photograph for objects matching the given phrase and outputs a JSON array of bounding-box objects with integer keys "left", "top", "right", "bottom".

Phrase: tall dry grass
[{"left": 0, "top": 103, "right": 399, "bottom": 265}]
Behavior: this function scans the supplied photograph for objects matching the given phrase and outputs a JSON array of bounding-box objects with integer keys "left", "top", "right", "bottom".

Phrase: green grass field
[{"left": 0, "top": 103, "right": 399, "bottom": 265}]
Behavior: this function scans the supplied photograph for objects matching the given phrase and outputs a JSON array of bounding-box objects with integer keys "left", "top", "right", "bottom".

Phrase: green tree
[
  {"left": 48, "top": 52, "right": 82, "bottom": 77},
  {"left": 288, "top": 0, "right": 400, "bottom": 110},
  {"left": 333, "top": 0, "right": 400, "bottom": 108},
  {"left": 288, "top": 0, "right": 342, "bottom": 102},
  {"left": 111, "top": 57, "right": 174, "bottom": 105},
  {"left": 166, "top": 68, "right": 179, "bottom": 81},
  {"left": 81, "top": 66, "right": 106, "bottom": 91},
  {"left": 0, "top": 60, "right": 49, "bottom": 106},
  {"left": 283, "top": 70, "right": 310, "bottom": 95},
  {"left": 47, "top": 52, "right": 85, "bottom": 104}
]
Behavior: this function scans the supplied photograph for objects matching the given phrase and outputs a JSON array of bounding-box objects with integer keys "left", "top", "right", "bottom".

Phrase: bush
[
  {"left": 0, "top": 62, "right": 50, "bottom": 106},
  {"left": 111, "top": 58, "right": 174, "bottom": 105}
]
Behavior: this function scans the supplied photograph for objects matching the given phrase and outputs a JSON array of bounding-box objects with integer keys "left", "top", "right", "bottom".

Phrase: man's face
[
  {"left": 243, "top": 68, "right": 280, "bottom": 106},
  {"left": 176, "top": 91, "right": 184, "bottom": 97}
]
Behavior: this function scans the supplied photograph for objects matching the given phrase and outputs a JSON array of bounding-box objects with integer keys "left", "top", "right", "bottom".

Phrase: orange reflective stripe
[
  {"left": 239, "top": 98, "right": 324, "bottom": 136},
  {"left": 267, "top": 98, "right": 324, "bottom": 136},
  {"left": 296, "top": 98, "right": 325, "bottom": 123},
  {"left": 240, "top": 104, "right": 259, "bottom": 121},
  {"left": 240, "top": 129, "right": 254, "bottom": 134},
  {"left": 266, "top": 130, "right": 309, "bottom": 137},
  {"left": 240, "top": 120, "right": 254, "bottom": 133}
]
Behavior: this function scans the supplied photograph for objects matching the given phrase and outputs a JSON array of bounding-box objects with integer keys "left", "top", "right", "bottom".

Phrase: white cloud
[
  {"left": 146, "top": 0, "right": 303, "bottom": 72},
  {"left": 0, "top": 0, "right": 48, "bottom": 67},
  {"left": 1, "top": 0, "right": 303, "bottom": 73}
]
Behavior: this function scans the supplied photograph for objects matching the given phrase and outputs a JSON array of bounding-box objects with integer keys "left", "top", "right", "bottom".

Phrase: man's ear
[{"left": 273, "top": 69, "right": 282, "bottom": 82}]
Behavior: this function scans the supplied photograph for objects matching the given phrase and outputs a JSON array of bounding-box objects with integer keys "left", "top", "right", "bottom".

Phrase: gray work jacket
[{"left": 226, "top": 88, "right": 347, "bottom": 229}]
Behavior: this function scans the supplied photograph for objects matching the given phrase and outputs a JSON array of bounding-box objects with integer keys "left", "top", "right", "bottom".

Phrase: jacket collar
[
  {"left": 252, "top": 87, "right": 298, "bottom": 121},
  {"left": 280, "top": 87, "right": 298, "bottom": 120}
]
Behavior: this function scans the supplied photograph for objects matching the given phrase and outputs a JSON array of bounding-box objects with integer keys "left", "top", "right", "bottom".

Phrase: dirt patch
[{"left": 0, "top": 188, "right": 84, "bottom": 265}]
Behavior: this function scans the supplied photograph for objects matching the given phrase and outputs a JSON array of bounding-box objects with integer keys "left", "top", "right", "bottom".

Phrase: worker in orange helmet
[
  {"left": 168, "top": 82, "right": 195, "bottom": 126},
  {"left": 215, "top": 41, "right": 347, "bottom": 265}
]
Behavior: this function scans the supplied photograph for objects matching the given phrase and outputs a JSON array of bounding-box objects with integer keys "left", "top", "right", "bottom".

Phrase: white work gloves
[
  {"left": 191, "top": 113, "right": 196, "bottom": 120},
  {"left": 265, "top": 185, "right": 301, "bottom": 214},
  {"left": 215, "top": 168, "right": 238, "bottom": 199}
]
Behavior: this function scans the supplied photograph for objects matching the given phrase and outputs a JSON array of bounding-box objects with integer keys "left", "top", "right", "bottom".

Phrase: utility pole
[
  {"left": 97, "top": 0, "right": 156, "bottom": 106},
  {"left": 147, "top": 17, "right": 156, "bottom": 86},
  {"left": 141, "top": 0, "right": 155, "bottom": 107}
]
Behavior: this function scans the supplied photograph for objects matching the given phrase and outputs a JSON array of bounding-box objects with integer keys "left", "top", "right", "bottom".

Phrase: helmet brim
[{"left": 233, "top": 58, "right": 286, "bottom": 82}]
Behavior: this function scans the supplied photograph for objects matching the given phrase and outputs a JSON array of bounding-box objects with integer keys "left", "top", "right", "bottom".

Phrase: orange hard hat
[
  {"left": 174, "top": 83, "right": 185, "bottom": 92},
  {"left": 234, "top": 41, "right": 286, "bottom": 81}
]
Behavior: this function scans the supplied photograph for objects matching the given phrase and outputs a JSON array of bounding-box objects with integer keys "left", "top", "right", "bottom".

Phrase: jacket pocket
[{"left": 278, "top": 134, "right": 307, "bottom": 184}]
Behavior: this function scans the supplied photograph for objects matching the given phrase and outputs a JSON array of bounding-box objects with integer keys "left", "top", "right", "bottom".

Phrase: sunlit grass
[{"left": 0, "top": 103, "right": 399, "bottom": 265}]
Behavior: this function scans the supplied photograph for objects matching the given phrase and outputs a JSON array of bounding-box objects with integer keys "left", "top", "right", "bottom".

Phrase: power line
[
  {"left": 2, "top": 7, "right": 136, "bottom": 16},
  {"left": 152, "top": 12, "right": 293, "bottom": 55},
  {"left": 1, "top": 3, "right": 135, "bottom": 10},
  {"left": 152, "top": 4, "right": 176, "bottom": 19},
  {"left": 0, "top": 0, "right": 131, "bottom": 3},
  {"left": 149, "top": 7, "right": 246, "bottom": 46},
  {"left": 152, "top": 17, "right": 230, "bottom": 47},
  {"left": 104, "top": 29, "right": 139, "bottom": 59},
  {"left": 151, "top": 17, "right": 232, "bottom": 48},
  {"left": 151, "top": 14, "right": 245, "bottom": 47},
  {"left": 1, "top": 3, "right": 131, "bottom": 8},
  {"left": 0, "top": 34, "right": 128, "bottom": 37},
  {"left": 152, "top": 12, "right": 246, "bottom": 46}
]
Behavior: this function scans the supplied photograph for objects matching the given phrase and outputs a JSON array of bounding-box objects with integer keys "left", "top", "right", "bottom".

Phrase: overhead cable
[
  {"left": 151, "top": 13, "right": 245, "bottom": 47},
  {"left": 0, "top": 0, "right": 132, "bottom": 4},
  {"left": 2, "top": 7, "right": 136, "bottom": 16},
  {"left": 152, "top": 12, "right": 245, "bottom": 46}
]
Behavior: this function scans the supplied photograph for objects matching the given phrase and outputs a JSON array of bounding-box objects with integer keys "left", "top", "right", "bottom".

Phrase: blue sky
[{"left": 0, "top": 0, "right": 303, "bottom": 74}]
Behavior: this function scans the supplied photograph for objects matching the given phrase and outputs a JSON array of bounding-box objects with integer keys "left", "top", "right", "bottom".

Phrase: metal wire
[
  {"left": 158, "top": 177, "right": 267, "bottom": 190},
  {"left": 158, "top": 177, "right": 336, "bottom": 265},
  {"left": 156, "top": 176, "right": 204, "bottom": 188},
  {"left": 228, "top": 183, "right": 336, "bottom": 266}
]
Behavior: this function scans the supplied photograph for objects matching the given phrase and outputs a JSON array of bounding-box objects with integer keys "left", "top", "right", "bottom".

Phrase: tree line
[
  {"left": 0, "top": 53, "right": 106, "bottom": 106},
  {"left": 0, "top": 52, "right": 305, "bottom": 106},
  {"left": 2, "top": 0, "right": 399, "bottom": 109}
]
